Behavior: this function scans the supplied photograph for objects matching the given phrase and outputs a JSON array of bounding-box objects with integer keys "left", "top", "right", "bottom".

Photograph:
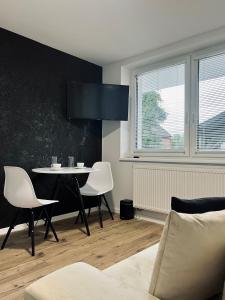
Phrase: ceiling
[{"left": 1, "top": 0, "right": 225, "bottom": 66}]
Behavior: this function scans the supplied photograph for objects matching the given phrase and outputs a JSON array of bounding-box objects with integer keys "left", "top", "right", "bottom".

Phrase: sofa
[
  {"left": 25, "top": 243, "right": 160, "bottom": 300},
  {"left": 25, "top": 210, "right": 225, "bottom": 300}
]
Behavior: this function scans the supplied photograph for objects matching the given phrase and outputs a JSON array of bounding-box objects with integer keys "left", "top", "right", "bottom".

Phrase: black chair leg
[
  {"left": 98, "top": 196, "right": 103, "bottom": 228},
  {"left": 28, "top": 211, "right": 31, "bottom": 237},
  {"left": 102, "top": 194, "right": 114, "bottom": 220},
  {"left": 29, "top": 209, "right": 35, "bottom": 256},
  {"left": 1, "top": 210, "right": 20, "bottom": 250},
  {"left": 79, "top": 208, "right": 90, "bottom": 235},
  {"left": 43, "top": 207, "right": 59, "bottom": 242}
]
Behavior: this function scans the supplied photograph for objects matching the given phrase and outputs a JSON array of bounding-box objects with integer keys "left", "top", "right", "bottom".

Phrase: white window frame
[
  {"left": 130, "top": 55, "right": 191, "bottom": 157},
  {"left": 129, "top": 44, "right": 225, "bottom": 159},
  {"left": 191, "top": 44, "right": 225, "bottom": 158}
]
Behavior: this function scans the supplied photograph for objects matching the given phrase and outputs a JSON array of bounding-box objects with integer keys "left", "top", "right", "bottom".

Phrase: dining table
[{"left": 32, "top": 167, "right": 96, "bottom": 236}]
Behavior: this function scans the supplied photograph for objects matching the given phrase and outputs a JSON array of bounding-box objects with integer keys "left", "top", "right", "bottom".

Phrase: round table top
[{"left": 32, "top": 167, "right": 95, "bottom": 174}]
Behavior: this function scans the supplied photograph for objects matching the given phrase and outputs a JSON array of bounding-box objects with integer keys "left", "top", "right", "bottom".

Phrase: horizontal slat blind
[
  {"left": 136, "top": 63, "right": 185, "bottom": 152},
  {"left": 197, "top": 52, "right": 225, "bottom": 152}
]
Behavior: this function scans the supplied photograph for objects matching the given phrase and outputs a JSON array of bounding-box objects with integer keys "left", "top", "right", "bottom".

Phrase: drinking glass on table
[
  {"left": 51, "top": 156, "right": 57, "bottom": 166},
  {"left": 68, "top": 156, "right": 74, "bottom": 167}
]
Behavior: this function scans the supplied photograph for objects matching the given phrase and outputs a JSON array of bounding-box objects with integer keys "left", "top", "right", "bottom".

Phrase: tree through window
[{"left": 136, "top": 63, "right": 185, "bottom": 152}]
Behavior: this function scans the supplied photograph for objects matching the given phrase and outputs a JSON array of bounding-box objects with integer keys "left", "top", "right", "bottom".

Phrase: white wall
[
  {"left": 102, "top": 63, "right": 133, "bottom": 212},
  {"left": 102, "top": 27, "right": 225, "bottom": 214}
]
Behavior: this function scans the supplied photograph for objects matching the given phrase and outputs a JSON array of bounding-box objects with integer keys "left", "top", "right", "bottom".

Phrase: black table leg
[
  {"left": 74, "top": 211, "right": 80, "bottom": 224},
  {"left": 44, "top": 204, "right": 55, "bottom": 239},
  {"left": 88, "top": 207, "right": 91, "bottom": 217},
  {"left": 44, "top": 173, "right": 90, "bottom": 237},
  {"left": 51, "top": 175, "right": 61, "bottom": 199},
  {"left": 44, "top": 175, "right": 60, "bottom": 237},
  {"left": 43, "top": 207, "right": 59, "bottom": 242},
  {"left": 64, "top": 177, "right": 90, "bottom": 236},
  {"left": 73, "top": 177, "right": 90, "bottom": 236}
]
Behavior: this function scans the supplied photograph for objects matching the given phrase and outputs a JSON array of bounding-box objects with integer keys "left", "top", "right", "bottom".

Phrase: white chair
[
  {"left": 79, "top": 162, "right": 114, "bottom": 228},
  {"left": 2, "top": 166, "right": 59, "bottom": 256}
]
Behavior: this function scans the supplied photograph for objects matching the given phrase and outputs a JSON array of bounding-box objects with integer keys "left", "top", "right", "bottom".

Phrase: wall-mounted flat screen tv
[{"left": 67, "top": 82, "right": 129, "bottom": 121}]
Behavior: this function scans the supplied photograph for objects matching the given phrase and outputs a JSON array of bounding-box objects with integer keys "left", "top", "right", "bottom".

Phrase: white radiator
[{"left": 133, "top": 163, "right": 225, "bottom": 213}]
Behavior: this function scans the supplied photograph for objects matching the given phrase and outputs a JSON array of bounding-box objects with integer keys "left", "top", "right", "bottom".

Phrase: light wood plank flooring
[{"left": 0, "top": 213, "right": 163, "bottom": 300}]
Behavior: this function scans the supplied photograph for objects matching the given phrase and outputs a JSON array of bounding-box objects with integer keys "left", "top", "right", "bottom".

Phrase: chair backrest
[
  {"left": 86, "top": 162, "right": 113, "bottom": 194},
  {"left": 4, "top": 166, "right": 40, "bottom": 208}
]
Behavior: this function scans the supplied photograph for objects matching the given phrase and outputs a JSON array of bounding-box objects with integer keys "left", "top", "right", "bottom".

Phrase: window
[
  {"left": 132, "top": 46, "right": 225, "bottom": 158},
  {"left": 197, "top": 52, "right": 225, "bottom": 152},
  {"left": 135, "top": 63, "right": 185, "bottom": 152}
]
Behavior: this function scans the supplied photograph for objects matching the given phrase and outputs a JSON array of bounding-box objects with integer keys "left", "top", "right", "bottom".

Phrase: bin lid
[{"left": 120, "top": 199, "right": 133, "bottom": 205}]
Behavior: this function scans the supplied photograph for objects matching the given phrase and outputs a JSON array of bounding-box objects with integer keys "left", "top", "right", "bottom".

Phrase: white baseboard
[
  {"left": 135, "top": 213, "right": 166, "bottom": 225},
  {"left": 0, "top": 207, "right": 101, "bottom": 236},
  {"left": 113, "top": 207, "right": 120, "bottom": 214},
  {"left": 112, "top": 206, "right": 166, "bottom": 225},
  {"left": 0, "top": 207, "right": 165, "bottom": 236},
  {"left": 0, "top": 211, "right": 80, "bottom": 236}
]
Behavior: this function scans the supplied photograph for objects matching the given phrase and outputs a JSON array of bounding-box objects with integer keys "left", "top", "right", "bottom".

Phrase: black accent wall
[{"left": 0, "top": 28, "right": 102, "bottom": 229}]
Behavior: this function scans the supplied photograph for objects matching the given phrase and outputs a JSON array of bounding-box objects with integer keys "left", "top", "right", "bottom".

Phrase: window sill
[{"left": 120, "top": 156, "right": 225, "bottom": 166}]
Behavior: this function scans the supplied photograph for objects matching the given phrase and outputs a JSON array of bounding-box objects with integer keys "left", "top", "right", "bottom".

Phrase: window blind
[
  {"left": 136, "top": 63, "right": 185, "bottom": 151},
  {"left": 197, "top": 52, "right": 225, "bottom": 152}
]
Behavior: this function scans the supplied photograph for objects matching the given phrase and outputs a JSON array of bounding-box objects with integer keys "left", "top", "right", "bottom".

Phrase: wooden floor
[{"left": 0, "top": 213, "right": 163, "bottom": 300}]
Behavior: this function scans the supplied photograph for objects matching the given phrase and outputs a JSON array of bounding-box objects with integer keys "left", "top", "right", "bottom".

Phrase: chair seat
[
  {"left": 35, "top": 199, "right": 59, "bottom": 207},
  {"left": 80, "top": 184, "right": 110, "bottom": 196}
]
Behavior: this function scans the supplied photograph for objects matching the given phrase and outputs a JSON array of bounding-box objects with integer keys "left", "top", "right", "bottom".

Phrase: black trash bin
[{"left": 120, "top": 199, "right": 134, "bottom": 220}]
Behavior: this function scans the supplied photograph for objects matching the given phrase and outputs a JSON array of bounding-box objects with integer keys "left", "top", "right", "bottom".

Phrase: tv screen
[{"left": 67, "top": 82, "right": 129, "bottom": 121}]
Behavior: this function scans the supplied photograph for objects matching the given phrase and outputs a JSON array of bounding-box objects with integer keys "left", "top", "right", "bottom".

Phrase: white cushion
[
  {"left": 149, "top": 210, "right": 225, "bottom": 300},
  {"left": 104, "top": 243, "right": 159, "bottom": 292},
  {"left": 24, "top": 262, "right": 160, "bottom": 300}
]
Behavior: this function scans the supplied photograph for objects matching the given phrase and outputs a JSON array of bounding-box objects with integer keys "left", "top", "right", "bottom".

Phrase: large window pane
[
  {"left": 197, "top": 52, "right": 225, "bottom": 152},
  {"left": 136, "top": 63, "right": 185, "bottom": 151}
]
